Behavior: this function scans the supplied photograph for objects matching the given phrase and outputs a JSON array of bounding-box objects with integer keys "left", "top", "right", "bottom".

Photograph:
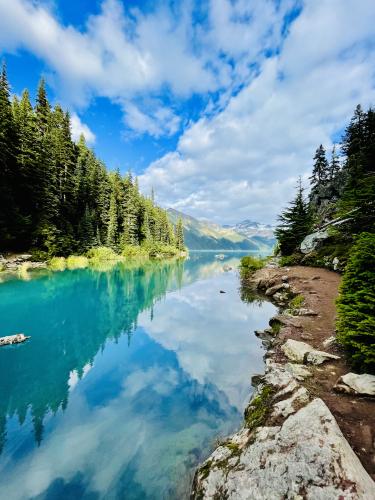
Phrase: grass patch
[
  {"left": 48, "top": 257, "right": 66, "bottom": 271},
  {"left": 244, "top": 384, "right": 275, "bottom": 431},
  {"left": 271, "top": 321, "right": 282, "bottom": 335},
  {"left": 66, "top": 255, "right": 89, "bottom": 270},
  {"left": 289, "top": 294, "right": 304, "bottom": 312}
]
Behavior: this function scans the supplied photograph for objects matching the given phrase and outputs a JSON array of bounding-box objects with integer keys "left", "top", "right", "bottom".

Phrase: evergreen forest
[{"left": 0, "top": 64, "right": 184, "bottom": 258}]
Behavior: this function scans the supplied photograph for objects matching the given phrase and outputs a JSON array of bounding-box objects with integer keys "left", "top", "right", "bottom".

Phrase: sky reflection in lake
[{"left": 0, "top": 252, "right": 275, "bottom": 499}]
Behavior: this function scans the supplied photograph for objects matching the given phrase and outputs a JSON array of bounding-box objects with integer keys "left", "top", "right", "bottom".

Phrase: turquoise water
[{"left": 0, "top": 252, "right": 275, "bottom": 500}]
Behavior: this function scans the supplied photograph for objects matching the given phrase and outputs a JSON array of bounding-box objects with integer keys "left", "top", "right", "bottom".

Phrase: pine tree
[
  {"left": 0, "top": 62, "right": 18, "bottom": 246},
  {"left": 329, "top": 145, "right": 340, "bottom": 180},
  {"left": 121, "top": 172, "right": 138, "bottom": 246},
  {"left": 309, "top": 145, "right": 329, "bottom": 189},
  {"left": 107, "top": 190, "right": 119, "bottom": 248},
  {"left": 275, "top": 178, "right": 311, "bottom": 255},
  {"left": 175, "top": 217, "right": 185, "bottom": 250}
]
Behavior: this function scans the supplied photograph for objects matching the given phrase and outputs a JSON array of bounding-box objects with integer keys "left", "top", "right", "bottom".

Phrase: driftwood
[{"left": 0, "top": 333, "right": 30, "bottom": 347}]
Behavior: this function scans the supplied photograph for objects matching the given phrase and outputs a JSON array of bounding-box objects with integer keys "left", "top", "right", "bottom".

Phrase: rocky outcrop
[
  {"left": 192, "top": 361, "right": 375, "bottom": 499},
  {"left": 300, "top": 229, "right": 329, "bottom": 254},
  {"left": 0, "top": 254, "right": 47, "bottom": 273},
  {"left": 0, "top": 333, "right": 30, "bottom": 346},
  {"left": 334, "top": 373, "right": 375, "bottom": 397}
]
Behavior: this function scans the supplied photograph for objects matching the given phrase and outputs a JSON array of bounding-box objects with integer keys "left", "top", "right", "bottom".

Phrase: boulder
[
  {"left": 191, "top": 399, "right": 375, "bottom": 499},
  {"left": 300, "top": 229, "right": 329, "bottom": 254},
  {"left": 334, "top": 373, "right": 375, "bottom": 397},
  {"left": 282, "top": 339, "right": 340, "bottom": 365},
  {"left": 265, "top": 283, "right": 289, "bottom": 296}
]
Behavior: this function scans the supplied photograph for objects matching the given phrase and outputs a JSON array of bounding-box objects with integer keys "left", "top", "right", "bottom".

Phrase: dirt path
[{"left": 264, "top": 265, "right": 375, "bottom": 480}]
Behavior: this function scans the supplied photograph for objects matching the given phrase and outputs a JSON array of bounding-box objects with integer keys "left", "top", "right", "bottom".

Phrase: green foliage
[
  {"left": 240, "top": 255, "right": 265, "bottom": 274},
  {"left": 66, "top": 256, "right": 89, "bottom": 270},
  {"left": 275, "top": 177, "right": 312, "bottom": 256},
  {"left": 48, "top": 257, "right": 66, "bottom": 271},
  {"left": 336, "top": 233, "right": 375, "bottom": 372},
  {"left": 289, "top": 294, "right": 304, "bottom": 312},
  {"left": 87, "top": 246, "right": 119, "bottom": 261},
  {"left": 244, "top": 385, "right": 275, "bottom": 431},
  {"left": 279, "top": 253, "right": 302, "bottom": 266},
  {"left": 0, "top": 65, "right": 184, "bottom": 258}
]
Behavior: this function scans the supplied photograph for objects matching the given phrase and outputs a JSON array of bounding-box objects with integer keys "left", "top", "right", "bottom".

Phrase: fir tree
[
  {"left": 309, "top": 144, "right": 329, "bottom": 188},
  {"left": 329, "top": 145, "right": 340, "bottom": 180},
  {"left": 275, "top": 178, "right": 311, "bottom": 255},
  {"left": 175, "top": 217, "right": 185, "bottom": 250}
]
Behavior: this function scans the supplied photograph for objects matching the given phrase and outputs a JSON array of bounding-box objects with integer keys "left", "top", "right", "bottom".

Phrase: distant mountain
[
  {"left": 225, "top": 220, "right": 276, "bottom": 244},
  {"left": 167, "top": 209, "right": 274, "bottom": 252}
]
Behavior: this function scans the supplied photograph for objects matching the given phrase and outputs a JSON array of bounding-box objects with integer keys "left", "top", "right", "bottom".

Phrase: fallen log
[{"left": 0, "top": 333, "right": 30, "bottom": 346}]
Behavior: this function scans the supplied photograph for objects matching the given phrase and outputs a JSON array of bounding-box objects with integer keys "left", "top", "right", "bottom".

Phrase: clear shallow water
[{"left": 0, "top": 252, "right": 275, "bottom": 500}]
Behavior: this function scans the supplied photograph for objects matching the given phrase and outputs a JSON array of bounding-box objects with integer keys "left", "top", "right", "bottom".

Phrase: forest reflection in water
[{"left": 0, "top": 252, "right": 275, "bottom": 500}]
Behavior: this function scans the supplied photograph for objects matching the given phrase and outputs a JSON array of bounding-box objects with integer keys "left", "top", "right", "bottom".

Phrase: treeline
[
  {"left": 0, "top": 64, "right": 184, "bottom": 257},
  {"left": 275, "top": 105, "right": 375, "bottom": 372},
  {"left": 275, "top": 105, "right": 375, "bottom": 257}
]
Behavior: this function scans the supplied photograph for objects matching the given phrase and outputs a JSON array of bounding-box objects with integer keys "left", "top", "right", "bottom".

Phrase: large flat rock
[{"left": 192, "top": 399, "right": 375, "bottom": 499}]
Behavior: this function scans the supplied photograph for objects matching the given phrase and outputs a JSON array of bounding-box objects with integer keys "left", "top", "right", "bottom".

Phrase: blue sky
[{"left": 1, "top": 0, "right": 375, "bottom": 223}]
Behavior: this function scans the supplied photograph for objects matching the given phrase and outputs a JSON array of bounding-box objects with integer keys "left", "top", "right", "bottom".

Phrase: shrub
[
  {"left": 66, "top": 255, "right": 89, "bottom": 270},
  {"left": 87, "top": 246, "right": 120, "bottom": 261},
  {"left": 240, "top": 255, "right": 265, "bottom": 275},
  {"left": 49, "top": 257, "right": 66, "bottom": 271},
  {"left": 336, "top": 232, "right": 375, "bottom": 373},
  {"left": 279, "top": 253, "right": 302, "bottom": 266},
  {"left": 121, "top": 245, "right": 148, "bottom": 259}
]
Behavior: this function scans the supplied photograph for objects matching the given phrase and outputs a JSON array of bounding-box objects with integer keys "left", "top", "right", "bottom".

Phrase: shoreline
[{"left": 191, "top": 263, "right": 375, "bottom": 498}]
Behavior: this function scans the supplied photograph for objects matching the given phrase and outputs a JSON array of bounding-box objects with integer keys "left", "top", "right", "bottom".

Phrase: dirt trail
[{"left": 267, "top": 265, "right": 375, "bottom": 479}]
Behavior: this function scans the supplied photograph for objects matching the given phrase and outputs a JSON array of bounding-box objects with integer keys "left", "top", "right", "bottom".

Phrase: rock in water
[
  {"left": 191, "top": 399, "right": 375, "bottom": 499},
  {"left": 0, "top": 333, "right": 30, "bottom": 346},
  {"left": 334, "top": 373, "right": 375, "bottom": 397}
]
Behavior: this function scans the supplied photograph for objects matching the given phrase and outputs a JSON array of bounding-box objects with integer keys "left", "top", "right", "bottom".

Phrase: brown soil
[{"left": 260, "top": 265, "right": 375, "bottom": 480}]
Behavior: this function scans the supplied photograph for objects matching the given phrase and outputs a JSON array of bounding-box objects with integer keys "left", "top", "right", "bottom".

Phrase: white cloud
[
  {"left": 70, "top": 113, "right": 96, "bottom": 144},
  {"left": 139, "top": 0, "right": 375, "bottom": 223},
  {"left": 122, "top": 101, "right": 181, "bottom": 138},
  {"left": 0, "top": 0, "right": 293, "bottom": 137}
]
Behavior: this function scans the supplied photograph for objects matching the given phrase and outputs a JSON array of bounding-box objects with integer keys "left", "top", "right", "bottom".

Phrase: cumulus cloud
[
  {"left": 70, "top": 113, "right": 96, "bottom": 144},
  {"left": 0, "top": 0, "right": 294, "bottom": 136},
  {"left": 139, "top": 0, "right": 375, "bottom": 223}
]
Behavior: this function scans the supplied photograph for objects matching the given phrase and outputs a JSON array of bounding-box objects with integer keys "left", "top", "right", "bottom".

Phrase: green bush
[
  {"left": 279, "top": 253, "right": 302, "bottom": 266},
  {"left": 49, "top": 257, "right": 66, "bottom": 271},
  {"left": 240, "top": 255, "right": 265, "bottom": 275},
  {"left": 121, "top": 245, "right": 148, "bottom": 259},
  {"left": 336, "top": 232, "right": 375, "bottom": 373},
  {"left": 87, "top": 246, "right": 120, "bottom": 261},
  {"left": 142, "top": 241, "right": 180, "bottom": 259},
  {"left": 66, "top": 255, "right": 89, "bottom": 270}
]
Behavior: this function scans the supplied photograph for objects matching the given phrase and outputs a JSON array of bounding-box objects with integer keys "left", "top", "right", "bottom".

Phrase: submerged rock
[
  {"left": 0, "top": 333, "right": 30, "bottom": 346},
  {"left": 334, "top": 373, "right": 375, "bottom": 397}
]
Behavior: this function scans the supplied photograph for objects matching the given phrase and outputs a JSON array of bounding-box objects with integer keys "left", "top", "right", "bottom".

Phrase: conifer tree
[
  {"left": 329, "top": 145, "right": 341, "bottom": 180},
  {"left": 309, "top": 145, "right": 329, "bottom": 189},
  {"left": 275, "top": 178, "right": 311, "bottom": 255},
  {"left": 175, "top": 217, "right": 185, "bottom": 250},
  {"left": 107, "top": 191, "right": 118, "bottom": 249}
]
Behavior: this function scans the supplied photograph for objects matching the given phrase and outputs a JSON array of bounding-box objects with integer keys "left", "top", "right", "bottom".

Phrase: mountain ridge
[{"left": 167, "top": 209, "right": 275, "bottom": 252}]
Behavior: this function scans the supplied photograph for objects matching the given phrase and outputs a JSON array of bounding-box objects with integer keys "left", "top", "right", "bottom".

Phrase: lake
[{"left": 0, "top": 252, "right": 276, "bottom": 500}]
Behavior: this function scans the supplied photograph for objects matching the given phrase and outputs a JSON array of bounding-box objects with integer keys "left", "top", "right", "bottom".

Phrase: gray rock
[
  {"left": 334, "top": 373, "right": 375, "bottom": 397},
  {"left": 332, "top": 256, "right": 340, "bottom": 271},
  {"left": 305, "top": 349, "right": 340, "bottom": 365},
  {"left": 192, "top": 399, "right": 375, "bottom": 499},
  {"left": 265, "top": 283, "right": 289, "bottom": 296},
  {"left": 300, "top": 230, "right": 329, "bottom": 254},
  {"left": 285, "top": 363, "right": 312, "bottom": 381},
  {"left": 282, "top": 339, "right": 340, "bottom": 365}
]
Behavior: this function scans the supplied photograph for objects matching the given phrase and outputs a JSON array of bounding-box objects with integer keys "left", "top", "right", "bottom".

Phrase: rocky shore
[
  {"left": 191, "top": 264, "right": 375, "bottom": 499},
  {"left": 0, "top": 254, "right": 47, "bottom": 273}
]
